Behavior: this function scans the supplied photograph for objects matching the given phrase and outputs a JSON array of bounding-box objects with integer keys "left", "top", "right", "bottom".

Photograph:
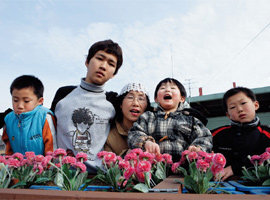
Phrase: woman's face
[{"left": 121, "top": 90, "right": 148, "bottom": 126}]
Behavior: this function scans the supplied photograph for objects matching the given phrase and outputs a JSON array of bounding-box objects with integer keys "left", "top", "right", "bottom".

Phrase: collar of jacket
[
  {"left": 115, "top": 120, "right": 128, "bottom": 136},
  {"left": 155, "top": 102, "right": 185, "bottom": 113},
  {"left": 16, "top": 105, "right": 42, "bottom": 121},
  {"left": 230, "top": 116, "right": 260, "bottom": 128}
]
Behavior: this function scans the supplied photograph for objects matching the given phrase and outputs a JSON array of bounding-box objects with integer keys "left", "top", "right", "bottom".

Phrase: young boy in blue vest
[
  {"left": 212, "top": 87, "right": 270, "bottom": 180},
  {"left": 2, "top": 75, "right": 57, "bottom": 155},
  {"left": 51, "top": 39, "right": 123, "bottom": 173}
]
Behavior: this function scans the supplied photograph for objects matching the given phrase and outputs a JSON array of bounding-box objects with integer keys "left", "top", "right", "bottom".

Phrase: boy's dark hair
[
  {"left": 223, "top": 87, "right": 256, "bottom": 111},
  {"left": 154, "top": 78, "right": 187, "bottom": 99},
  {"left": 114, "top": 92, "right": 152, "bottom": 123},
  {"left": 10, "top": 75, "right": 44, "bottom": 98},
  {"left": 86, "top": 39, "right": 123, "bottom": 75}
]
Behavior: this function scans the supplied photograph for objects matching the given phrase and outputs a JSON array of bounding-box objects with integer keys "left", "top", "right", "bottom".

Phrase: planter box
[
  {"left": 228, "top": 180, "right": 270, "bottom": 194},
  {"left": 30, "top": 185, "right": 113, "bottom": 191}
]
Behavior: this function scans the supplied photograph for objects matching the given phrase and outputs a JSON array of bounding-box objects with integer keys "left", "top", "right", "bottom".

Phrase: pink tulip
[
  {"left": 196, "top": 159, "right": 210, "bottom": 172},
  {"left": 62, "top": 156, "right": 77, "bottom": 166},
  {"left": 12, "top": 153, "right": 24, "bottom": 161},
  {"left": 124, "top": 166, "right": 135, "bottom": 180},
  {"left": 212, "top": 153, "right": 226, "bottom": 167},
  {"left": 53, "top": 148, "right": 67, "bottom": 157},
  {"left": 118, "top": 160, "right": 130, "bottom": 169},
  {"left": 250, "top": 155, "right": 261, "bottom": 165},
  {"left": 171, "top": 162, "right": 180, "bottom": 173},
  {"left": 162, "top": 154, "right": 173, "bottom": 164},
  {"left": 136, "top": 160, "right": 151, "bottom": 173},
  {"left": 76, "top": 152, "right": 88, "bottom": 162},
  {"left": 130, "top": 148, "right": 143, "bottom": 155},
  {"left": 139, "top": 152, "right": 154, "bottom": 163},
  {"left": 187, "top": 151, "right": 198, "bottom": 162},
  {"left": 75, "top": 162, "right": 86, "bottom": 173}
]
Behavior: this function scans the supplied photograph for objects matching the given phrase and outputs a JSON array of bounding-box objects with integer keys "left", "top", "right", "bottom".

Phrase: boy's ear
[
  {"left": 85, "top": 60, "right": 89, "bottom": 67},
  {"left": 254, "top": 100, "right": 259, "bottom": 111},
  {"left": 38, "top": 97, "right": 44, "bottom": 105},
  {"left": 180, "top": 96, "right": 186, "bottom": 103}
]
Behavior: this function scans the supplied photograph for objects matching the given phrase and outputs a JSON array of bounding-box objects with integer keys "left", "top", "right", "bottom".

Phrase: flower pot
[
  {"left": 29, "top": 185, "right": 113, "bottom": 191},
  {"left": 228, "top": 180, "right": 270, "bottom": 194},
  {"left": 84, "top": 185, "right": 113, "bottom": 191},
  {"left": 249, "top": 189, "right": 270, "bottom": 195},
  {"left": 30, "top": 185, "right": 61, "bottom": 190}
]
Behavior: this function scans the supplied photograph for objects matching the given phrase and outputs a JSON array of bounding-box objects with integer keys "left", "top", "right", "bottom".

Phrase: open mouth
[
  {"left": 163, "top": 94, "right": 172, "bottom": 100},
  {"left": 130, "top": 109, "right": 140, "bottom": 114}
]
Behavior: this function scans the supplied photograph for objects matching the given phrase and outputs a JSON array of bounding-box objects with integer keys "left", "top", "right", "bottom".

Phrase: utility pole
[
  {"left": 184, "top": 79, "right": 195, "bottom": 104},
  {"left": 170, "top": 44, "right": 174, "bottom": 78}
]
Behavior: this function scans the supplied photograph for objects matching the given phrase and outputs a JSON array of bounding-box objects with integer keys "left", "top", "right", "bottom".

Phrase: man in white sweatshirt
[{"left": 51, "top": 39, "right": 123, "bottom": 173}]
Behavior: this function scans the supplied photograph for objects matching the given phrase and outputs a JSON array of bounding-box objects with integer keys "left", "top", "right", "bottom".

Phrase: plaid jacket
[{"left": 128, "top": 103, "right": 212, "bottom": 161}]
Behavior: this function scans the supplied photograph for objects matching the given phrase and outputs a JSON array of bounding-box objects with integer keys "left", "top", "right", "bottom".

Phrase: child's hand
[
  {"left": 188, "top": 145, "right": 201, "bottom": 152},
  {"left": 144, "top": 141, "right": 160, "bottom": 155},
  {"left": 217, "top": 166, "right": 234, "bottom": 181}
]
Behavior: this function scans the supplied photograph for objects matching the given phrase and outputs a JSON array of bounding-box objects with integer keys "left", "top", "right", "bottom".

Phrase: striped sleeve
[
  {"left": 42, "top": 114, "right": 57, "bottom": 155},
  {"left": 2, "top": 127, "right": 13, "bottom": 155}
]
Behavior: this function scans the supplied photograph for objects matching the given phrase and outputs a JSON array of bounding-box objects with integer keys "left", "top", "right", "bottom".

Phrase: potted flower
[
  {"left": 229, "top": 147, "right": 270, "bottom": 193},
  {"left": 93, "top": 149, "right": 172, "bottom": 193},
  {"left": 171, "top": 150, "right": 230, "bottom": 194},
  {"left": 0, "top": 159, "right": 12, "bottom": 188}
]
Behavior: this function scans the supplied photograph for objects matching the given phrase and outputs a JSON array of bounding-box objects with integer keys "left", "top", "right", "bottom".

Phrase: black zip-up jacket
[{"left": 211, "top": 117, "right": 270, "bottom": 176}]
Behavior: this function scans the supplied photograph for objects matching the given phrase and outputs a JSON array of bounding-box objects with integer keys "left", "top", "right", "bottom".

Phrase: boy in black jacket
[{"left": 212, "top": 87, "right": 270, "bottom": 181}]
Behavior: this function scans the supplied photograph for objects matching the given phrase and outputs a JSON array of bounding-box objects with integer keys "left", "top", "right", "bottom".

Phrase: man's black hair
[{"left": 86, "top": 39, "right": 123, "bottom": 75}]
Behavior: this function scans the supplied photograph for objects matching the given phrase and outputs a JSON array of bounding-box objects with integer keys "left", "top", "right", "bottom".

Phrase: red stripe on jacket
[
  {"left": 212, "top": 126, "right": 231, "bottom": 137},
  {"left": 257, "top": 126, "right": 270, "bottom": 139}
]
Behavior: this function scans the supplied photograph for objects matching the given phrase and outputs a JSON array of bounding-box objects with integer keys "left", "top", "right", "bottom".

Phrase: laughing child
[{"left": 128, "top": 77, "right": 212, "bottom": 161}]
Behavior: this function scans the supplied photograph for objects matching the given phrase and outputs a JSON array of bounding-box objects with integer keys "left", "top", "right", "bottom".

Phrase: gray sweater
[{"left": 55, "top": 78, "right": 115, "bottom": 173}]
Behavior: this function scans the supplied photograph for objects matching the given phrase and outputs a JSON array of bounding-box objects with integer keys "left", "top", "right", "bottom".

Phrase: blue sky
[{"left": 0, "top": 0, "right": 270, "bottom": 111}]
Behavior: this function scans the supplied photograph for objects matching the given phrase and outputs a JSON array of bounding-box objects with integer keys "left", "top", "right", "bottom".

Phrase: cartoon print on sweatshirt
[{"left": 70, "top": 107, "right": 94, "bottom": 155}]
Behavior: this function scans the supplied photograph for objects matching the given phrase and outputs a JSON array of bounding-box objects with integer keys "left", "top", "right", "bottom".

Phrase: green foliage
[
  {"left": 34, "top": 169, "right": 57, "bottom": 185},
  {"left": 11, "top": 165, "right": 37, "bottom": 188},
  {"left": 0, "top": 163, "right": 12, "bottom": 188},
  {"left": 242, "top": 164, "right": 270, "bottom": 186},
  {"left": 93, "top": 166, "right": 134, "bottom": 192},
  {"left": 177, "top": 162, "right": 219, "bottom": 194},
  {"left": 53, "top": 163, "right": 89, "bottom": 191},
  {"left": 133, "top": 183, "right": 149, "bottom": 193}
]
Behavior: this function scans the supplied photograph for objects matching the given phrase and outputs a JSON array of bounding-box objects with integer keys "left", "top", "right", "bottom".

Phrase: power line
[
  {"left": 203, "top": 20, "right": 270, "bottom": 89},
  {"left": 228, "top": 21, "right": 270, "bottom": 63}
]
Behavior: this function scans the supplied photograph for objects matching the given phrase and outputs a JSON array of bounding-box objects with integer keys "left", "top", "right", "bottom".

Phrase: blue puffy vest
[{"left": 4, "top": 105, "right": 53, "bottom": 155}]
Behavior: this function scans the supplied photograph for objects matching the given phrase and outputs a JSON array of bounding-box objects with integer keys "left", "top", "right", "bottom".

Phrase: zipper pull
[{"left": 164, "top": 112, "right": 170, "bottom": 120}]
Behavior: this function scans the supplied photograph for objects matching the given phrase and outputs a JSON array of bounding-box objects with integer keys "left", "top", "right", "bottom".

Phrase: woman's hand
[
  {"left": 144, "top": 141, "right": 160, "bottom": 155},
  {"left": 188, "top": 145, "right": 201, "bottom": 152},
  {"left": 216, "top": 165, "right": 234, "bottom": 181}
]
